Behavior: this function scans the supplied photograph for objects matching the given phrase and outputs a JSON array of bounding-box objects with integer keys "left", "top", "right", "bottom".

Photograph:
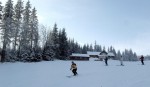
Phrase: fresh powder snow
[{"left": 0, "top": 60, "right": 150, "bottom": 87}]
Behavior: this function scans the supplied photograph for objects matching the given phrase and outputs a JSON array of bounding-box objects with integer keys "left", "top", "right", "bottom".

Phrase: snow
[
  {"left": 71, "top": 53, "right": 89, "bottom": 57},
  {"left": 87, "top": 51, "right": 100, "bottom": 55},
  {"left": 0, "top": 60, "right": 150, "bottom": 87},
  {"left": 108, "top": 52, "right": 115, "bottom": 56}
]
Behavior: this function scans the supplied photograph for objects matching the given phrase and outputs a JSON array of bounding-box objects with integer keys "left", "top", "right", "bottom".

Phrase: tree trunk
[{"left": 1, "top": 41, "right": 6, "bottom": 62}]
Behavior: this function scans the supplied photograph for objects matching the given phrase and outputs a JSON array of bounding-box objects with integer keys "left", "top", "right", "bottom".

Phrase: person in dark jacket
[
  {"left": 104, "top": 57, "right": 108, "bottom": 66},
  {"left": 140, "top": 55, "right": 144, "bottom": 65},
  {"left": 70, "top": 61, "right": 78, "bottom": 76},
  {"left": 120, "top": 56, "right": 124, "bottom": 66}
]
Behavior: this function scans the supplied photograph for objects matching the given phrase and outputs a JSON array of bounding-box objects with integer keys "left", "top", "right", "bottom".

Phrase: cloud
[{"left": 113, "top": 31, "right": 150, "bottom": 55}]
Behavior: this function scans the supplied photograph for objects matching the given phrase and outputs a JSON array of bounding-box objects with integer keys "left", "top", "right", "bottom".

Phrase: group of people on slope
[
  {"left": 70, "top": 55, "right": 145, "bottom": 76},
  {"left": 104, "top": 55, "right": 145, "bottom": 66},
  {"left": 104, "top": 56, "right": 124, "bottom": 66}
]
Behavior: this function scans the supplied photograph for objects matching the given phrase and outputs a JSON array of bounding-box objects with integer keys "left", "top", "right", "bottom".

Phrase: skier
[
  {"left": 140, "top": 55, "right": 144, "bottom": 65},
  {"left": 120, "top": 55, "right": 124, "bottom": 66},
  {"left": 104, "top": 56, "right": 108, "bottom": 66},
  {"left": 70, "top": 61, "right": 78, "bottom": 76}
]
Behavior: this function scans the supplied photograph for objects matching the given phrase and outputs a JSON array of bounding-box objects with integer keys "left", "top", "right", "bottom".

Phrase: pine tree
[
  {"left": 43, "top": 45, "right": 55, "bottom": 61},
  {"left": 38, "top": 24, "right": 47, "bottom": 48},
  {"left": 28, "top": 7, "right": 39, "bottom": 62},
  {"left": 30, "top": 7, "right": 38, "bottom": 49},
  {"left": 29, "top": 7, "right": 39, "bottom": 61},
  {"left": 0, "top": 2, "right": 2, "bottom": 60},
  {"left": 43, "top": 29, "right": 55, "bottom": 61},
  {"left": 109, "top": 46, "right": 113, "bottom": 52},
  {"left": 133, "top": 52, "right": 138, "bottom": 61},
  {"left": 112, "top": 48, "right": 117, "bottom": 59},
  {"left": 103, "top": 46, "right": 106, "bottom": 51},
  {"left": 82, "top": 44, "right": 87, "bottom": 54},
  {"left": 89, "top": 44, "right": 93, "bottom": 51},
  {"left": 0, "top": 1, "right": 2, "bottom": 31},
  {"left": 86, "top": 44, "right": 90, "bottom": 51},
  {"left": 97, "top": 45, "right": 102, "bottom": 52},
  {"left": 123, "top": 49, "right": 128, "bottom": 61},
  {"left": 1, "top": 0, "right": 15, "bottom": 62},
  {"left": 20, "top": 0, "right": 31, "bottom": 61},
  {"left": 58, "top": 28, "right": 68, "bottom": 60},
  {"left": 116, "top": 50, "right": 122, "bottom": 60},
  {"left": 94, "top": 41, "right": 97, "bottom": 51},
  {"left": 0, "top": 1, "right": 2, "bottom": 20},
  {"left": 121, "top": 49, "right": 138, "bottom": 61},
  {"left": 13, "top": 0, "right": 24, "bottom": 61},
  {"left": 70, "top": 40, "right": 75, "bottom": 53},
  {"left": 13, "top": 0, "right": 23, "bottom": 52},
  {"left": 129, "top": 49, "right": 133, "bottom": 61},
  {"left": 51, "top": 23, "right": 59, "bottom": 58},
  {"left": 74, "top": 42, "right": 80, "bottom": 53},
  {"left": 68, "top": 38, "right": 74, "bottom": 55}
]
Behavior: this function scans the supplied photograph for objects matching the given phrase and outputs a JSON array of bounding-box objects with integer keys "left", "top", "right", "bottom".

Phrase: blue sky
[{"left": 2, "top": 0, "right": 150, "bottom": 55}]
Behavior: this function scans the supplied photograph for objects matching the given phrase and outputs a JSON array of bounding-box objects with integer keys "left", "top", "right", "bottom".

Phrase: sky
[{"left": 1, "top": 0, "right": 150, "bottom": 55}]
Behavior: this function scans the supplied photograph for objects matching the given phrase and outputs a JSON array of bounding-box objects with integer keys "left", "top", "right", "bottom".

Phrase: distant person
[
  {"left": 70, "top": 61, "right": 78, "bottom": 76},
  {"left": 140, "top": 55, "right": 144, "bottom": 65},
  {"left": 0, "top": 53, "right": 1, "bottom": 62},
  {"left": 104, "top": 57, "right": 108, "bottom": 66},
  {"left": 120, "top": 56, "right": 124, "bottom": 66}
]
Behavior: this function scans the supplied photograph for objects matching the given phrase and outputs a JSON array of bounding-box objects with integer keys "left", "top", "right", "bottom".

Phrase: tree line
[{"left": 0, "top": 0, "right": 138, "bottom": 62}]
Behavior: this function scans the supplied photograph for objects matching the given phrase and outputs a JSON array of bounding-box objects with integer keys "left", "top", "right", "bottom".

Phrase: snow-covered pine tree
[
  {"left": 39, "top": 24, "right": 47, "bottom": 47},
  {"left": 75, "top": 42, "right": 82, "bottom": 53},
  {"left": 107, "top": 47, "right": 110, "bottom": 52},
  {"left": 129, "top": 49, "right": 133, "bottom": 61},
  {"left": 0, "top": 1, "right": 2, "bottom": 33},
  {"left": 70, "top": 39, "right": 75, "bottom": 53},
  {"left": 109, "top": 46, "right": 113, "bottom": 52},
  {"left": 122, "top": 49, "right": 137, "bottom": 61},
  {"left": 58, "top": 29, "right": 62, "bottom": 58},
  {"left": 58, "top": 28, "right": 68, "bottom": 60},
  {"left": 108, "top": 46, "right": 117, "bottom": 60},
  {"left": 0, "top": 2, "right": 2, "bottom": 59},
  {"left": 86, "top": 44, "right": 90, "bottom": 51},
  {"left": 0, "top": 1, "right": 2, "bottom": 21},
  {"left": 38, "top": 24, "right": 47, "bottom": 61},
  {"left": 102, "top": 46, "right": 106, "bottom": 51},
  {"left": 129, "top": 49, "right": 138, "bottom": 61},
  {"left": 112, "top": 48, "right": 117, "bottom": 59},
  {"left": 123, "top": 49, "right": 128, "bottom": 61},
  {"left": 82, "top": 44, "right": 87, "bottom": 54},
  {"left": 67, "top": 38, "right": 73, "bottom": 55},
  {"left": 13, "top": 0, "right": 23, "bottom": 51},
  {"left": 68, "top": 39, "right": 82, "bottom": 55},
  {"left": 43, "top": 29, "right": 55, "bottom": 61},
  {"left": 116, "top": 50, "right": 122, "bottom": 60},
  {"left": 97, "top": 45, "right": 102, "bottom": 52},
  {"left": 133, "top": 52, "right": 138, "bottom": 61},
  {"left": 89, "top": 44, "right": 93, "bottom": 51},
  {"left": 27, "top": 7, "right": 40, "bottom": 62},
  {"left": 51, "top": 23, "right": 60, "bottom": 59},
  {"left": 30, "top": 7, "right": 38, "bottom": 49},
  {"left": 1, "top": 0, "right": 15, "bottom": 62},
  {"left": 13, "top": 0, "right": 24, "bottom": 61},
  {"left": 20, "top": 0, "right": 31, "bottom": 61},
  {"left": 94, "top": 41, "right": 97, "bottom": 51}
]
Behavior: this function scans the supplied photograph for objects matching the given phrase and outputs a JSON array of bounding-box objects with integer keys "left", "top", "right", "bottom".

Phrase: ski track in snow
[{"left": 0, "top": 60, "right": 150, "bottom": 87}]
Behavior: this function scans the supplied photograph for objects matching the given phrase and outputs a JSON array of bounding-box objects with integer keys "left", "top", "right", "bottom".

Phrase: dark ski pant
[
  {"left": 72, "top": 69, "right": 77, "bottom": 76},
  {"left": 141, "top": 60, "right": 144, "bottom": 65},
  {"left": 105, "top": 60, "right": 108, "bottom": 66}
]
